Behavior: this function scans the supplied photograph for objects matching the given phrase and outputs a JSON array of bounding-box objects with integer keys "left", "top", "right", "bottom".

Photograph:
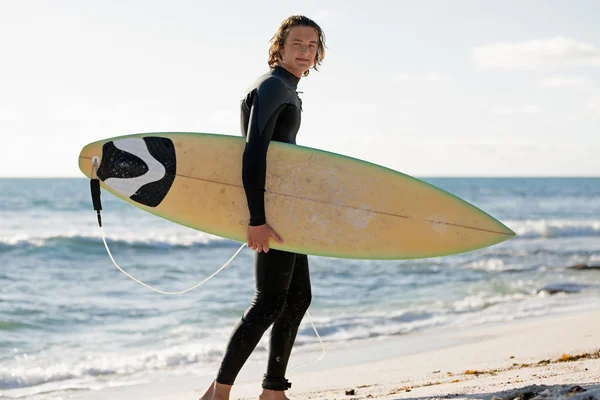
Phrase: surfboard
[{"left": 78, "top": 132, "right": 515, "bottom": 260}]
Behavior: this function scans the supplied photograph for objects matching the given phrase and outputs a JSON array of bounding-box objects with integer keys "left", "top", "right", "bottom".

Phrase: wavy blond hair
[{"left": 268, "top": 15, "right": 326, "bottom": 77}]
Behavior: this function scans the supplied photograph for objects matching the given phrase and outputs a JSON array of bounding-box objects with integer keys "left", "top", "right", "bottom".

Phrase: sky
[{"left": 0, "top": 0, "right": 599, "bottom": 177}]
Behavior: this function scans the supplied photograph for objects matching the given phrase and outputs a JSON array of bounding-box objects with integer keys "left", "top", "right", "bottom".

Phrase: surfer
[{"left": 200, "top": 15, "right": 326, "bottom": 400}]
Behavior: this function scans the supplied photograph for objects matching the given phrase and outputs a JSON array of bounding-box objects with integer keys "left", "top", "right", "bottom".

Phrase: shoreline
[{"left": 60, "top": 308, "right": 600, "bottom": 400}]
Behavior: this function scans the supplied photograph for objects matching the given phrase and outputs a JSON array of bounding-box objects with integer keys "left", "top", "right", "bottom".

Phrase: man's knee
[{"left": 245, "top": 290, "right": 288, "bottom": 326}]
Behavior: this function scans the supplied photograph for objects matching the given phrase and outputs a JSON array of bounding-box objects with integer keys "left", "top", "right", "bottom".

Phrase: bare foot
[
  {"left": 199, "top": 380, "right": 232, "bottom": 400},
  {"left": 258, "top": 389, "right": 289, "bottom": 400}
]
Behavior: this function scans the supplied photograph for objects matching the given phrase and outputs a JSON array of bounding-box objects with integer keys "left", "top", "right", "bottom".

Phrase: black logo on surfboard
[{"left": 96, "top": 137, "right": 176, "bottom": 207}]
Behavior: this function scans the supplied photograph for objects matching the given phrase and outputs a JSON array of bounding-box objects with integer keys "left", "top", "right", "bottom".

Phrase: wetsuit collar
[{"left": 274, "top": 65, "right": 300, "bottom": 89}]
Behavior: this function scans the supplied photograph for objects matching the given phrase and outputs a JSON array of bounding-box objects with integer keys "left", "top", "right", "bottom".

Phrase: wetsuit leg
[
  {"left": 215, "top": 249, "right": 297, "bottom": 385},
  {"left": 263, "top": 254, "right": 311, "bottom": 389}
]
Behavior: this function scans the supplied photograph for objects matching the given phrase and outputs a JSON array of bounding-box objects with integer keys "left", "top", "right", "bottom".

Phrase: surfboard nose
[{"left": 78, "top": 142, "right": 103, "bottom": 179}]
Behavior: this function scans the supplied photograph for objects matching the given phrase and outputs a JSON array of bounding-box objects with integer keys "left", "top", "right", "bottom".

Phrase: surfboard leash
[{"left": 88, "top": 157, "right": 325, "bottom": 370}]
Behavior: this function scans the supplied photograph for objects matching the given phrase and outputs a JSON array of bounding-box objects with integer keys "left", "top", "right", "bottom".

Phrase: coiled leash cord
[{"left": 89, "top": 157, "right": 324, "bottom": 373}]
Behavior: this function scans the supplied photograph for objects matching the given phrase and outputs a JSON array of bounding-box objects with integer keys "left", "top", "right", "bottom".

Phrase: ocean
[{"left": 1, "top": 177, "right": 599, "bottom": 399}]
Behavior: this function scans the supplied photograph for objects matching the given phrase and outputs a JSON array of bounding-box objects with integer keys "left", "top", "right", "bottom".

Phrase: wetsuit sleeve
[{"left": 242, "top": 77, "right": 289, "bottom": 226}]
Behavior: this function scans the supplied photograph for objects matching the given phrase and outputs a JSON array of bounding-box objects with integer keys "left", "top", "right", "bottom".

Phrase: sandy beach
[{"left": 71, "top": 308, "right": 600, "bottom": 400}]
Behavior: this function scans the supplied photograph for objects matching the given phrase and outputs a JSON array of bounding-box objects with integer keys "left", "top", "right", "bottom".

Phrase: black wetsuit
[{"left": 215, "top": 66, "right": 311, "bottom": 391}]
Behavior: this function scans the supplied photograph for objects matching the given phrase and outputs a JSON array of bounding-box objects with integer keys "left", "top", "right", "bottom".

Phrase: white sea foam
[
  {"left": 506, "top": 219, "right": 600, "bottom": 238},
  {"left": 0, "top": 229, "right": 229, "bottom": 249},
  {"left": 0, "top": 344, "right": 223, "bottom": 391}
]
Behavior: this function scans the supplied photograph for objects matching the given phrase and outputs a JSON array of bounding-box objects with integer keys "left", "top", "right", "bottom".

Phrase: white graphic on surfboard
[{"left": 104, "top": 138, "right": 166, "bottom": 197}]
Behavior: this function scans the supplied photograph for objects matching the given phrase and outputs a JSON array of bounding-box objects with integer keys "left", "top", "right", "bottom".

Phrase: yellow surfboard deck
[{"left": 78, "top": 132, "right": 514, "bottom": 259}]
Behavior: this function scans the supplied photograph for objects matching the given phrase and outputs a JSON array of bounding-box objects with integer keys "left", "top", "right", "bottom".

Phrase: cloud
[
  {"left": 356, "top": 103, "right": 377, "bottom": 113},
  {"left": 398, "top": 99, "right": 417, "bottom": 106},
  {"left": 538, "top": 75, "right": 590, "bottom": 88},
  {"left": 425, "top": 73, "right": 452, "bottom": 82},
  {"left": 0, "top": 108, "right": 21, "bottom": 121},
  {"left": 471, "top": 37, "right": 600, "bottom": 70},
  {"left": 313, "top": 9, "right": 332, "bottom": 21},
  {"left": 492, "top": 105, "right": 541, "bottom": 115},
  {"left": 589, "top": 95, "right": 600, "bottom": 116},
  {"left": 393, "top": 73, "right": 453, "bottom": 83},
  {"left": 403, "top": 138, "right": 537, "bottom": 153}
]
